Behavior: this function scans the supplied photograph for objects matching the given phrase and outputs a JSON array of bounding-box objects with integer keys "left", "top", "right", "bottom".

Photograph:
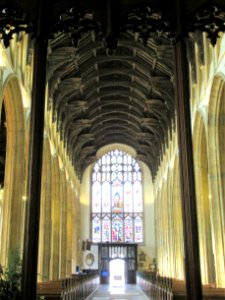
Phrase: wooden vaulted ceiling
[
  {"left": 48, "top": 30, "right": 174, "bottom": 178},
  {"left": 1, "top": 0, "right": 225, "bottom": 179},
  {"left": 47, "top": 1, "right": 175, "bottom": 179}
]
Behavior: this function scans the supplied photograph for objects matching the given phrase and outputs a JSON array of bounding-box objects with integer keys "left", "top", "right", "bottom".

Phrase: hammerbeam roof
[{"left": 0, "top": 0, "right": 225, "bottom": 178}]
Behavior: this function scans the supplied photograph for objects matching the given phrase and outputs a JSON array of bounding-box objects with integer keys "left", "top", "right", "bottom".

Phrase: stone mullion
[{"left": 59, "top": 170, "right": 67, "bottom": 278}]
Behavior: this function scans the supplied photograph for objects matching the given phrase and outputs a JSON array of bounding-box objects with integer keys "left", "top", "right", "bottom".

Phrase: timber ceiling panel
[
  {"left": 1, "top": 0, "right": 225, "bottom": 179},
  {"left": 48, "top": 27, "right": 174, "bottom": 178}
]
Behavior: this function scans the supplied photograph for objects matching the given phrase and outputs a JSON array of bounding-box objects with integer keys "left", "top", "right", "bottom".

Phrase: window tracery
[{"left": 91, "top": 149, "right": 143, "bottom": 243}]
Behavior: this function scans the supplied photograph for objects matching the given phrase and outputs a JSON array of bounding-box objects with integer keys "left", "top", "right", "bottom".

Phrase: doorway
[
  {"left": 109, "top": 259, "right": 125, "bottom": 287},
  {"left": 98, "top": 243, "right": 137, "bottom": 284}
]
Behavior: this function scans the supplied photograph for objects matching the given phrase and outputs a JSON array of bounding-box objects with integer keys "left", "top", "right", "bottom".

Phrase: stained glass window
[{"left": 91, "top": 149, "right": 143, "bottom": 243}]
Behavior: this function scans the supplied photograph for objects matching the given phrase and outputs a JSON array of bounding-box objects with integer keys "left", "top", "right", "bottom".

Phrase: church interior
[{"left": 0, "top": 0, "right": 224, "bottom": 299}]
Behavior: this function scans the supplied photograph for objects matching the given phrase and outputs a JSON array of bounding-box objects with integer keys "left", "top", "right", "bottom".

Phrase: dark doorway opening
[{"left": 98, "top": 243, "right": 137, "bottom": 284}]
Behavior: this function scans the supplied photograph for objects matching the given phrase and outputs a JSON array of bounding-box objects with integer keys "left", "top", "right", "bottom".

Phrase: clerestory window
[{"left": 91, "top": 149, "right": 143, "bottom": 243}]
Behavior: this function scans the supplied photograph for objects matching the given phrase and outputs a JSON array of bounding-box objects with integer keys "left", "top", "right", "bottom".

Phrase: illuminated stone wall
[
  {"left": 0, "top": 30, "right": 224, "bottom": 287},
  {"left": 155, "top": 33, "right": 225, "bottom": 287}
]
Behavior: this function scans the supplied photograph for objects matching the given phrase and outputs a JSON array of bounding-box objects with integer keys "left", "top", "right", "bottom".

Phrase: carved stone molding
[
  {"left": 187, "top": 4, "right": 225, "bottom": 46},
  {"left": 51, "top": 7, "right": 102, "bottom": 46},
  {"left": 122, "top": 4, "right": 174, "bottom": 45},
  {"left": 0, "top": 7, "right": 33, "bottom": 47}
]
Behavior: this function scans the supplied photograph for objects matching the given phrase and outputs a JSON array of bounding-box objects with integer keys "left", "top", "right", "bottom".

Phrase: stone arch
[
  {"left": 0, "top": 76, "right": 25, "bottom": 265},
  {"left": 96, "top": 143, "right": 136, "bottom": 159},
  {"left": 80, "top": 143, "right": 155, "bottom": 270},
  {"left": 193, "top": 111, "right": 215, "bottom": 284},
  {"left": 91, "top": 148, "right": 144, "bottom": 243},
  {"left": 207, "top": 75, "right": 225, "bottom": 287}
]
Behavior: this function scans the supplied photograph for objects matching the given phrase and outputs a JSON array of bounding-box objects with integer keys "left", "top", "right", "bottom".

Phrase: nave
[
  {"left": 0, "top": 1, "right": 225, "bottom": 300},
  {"left": 87, "top": 284, "right": 148, "bottom": 300}
]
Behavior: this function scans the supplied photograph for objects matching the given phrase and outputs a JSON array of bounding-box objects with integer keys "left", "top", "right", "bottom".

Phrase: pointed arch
[
  {"left": 0, "top": 76, "right": 26, "bottom": 265},
  {"left": 91, "top": 149, "right": 144, "bottom": 243},
  {"left": 193, "top": 111, "right": 215, "bottom": 284},
  {"left": 207, "top": 76, "right": 225, "bottom": 287}
]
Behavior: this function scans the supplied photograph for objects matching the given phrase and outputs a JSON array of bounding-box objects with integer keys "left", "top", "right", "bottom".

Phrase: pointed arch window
[{"left": 91, "top": 149, "right": 143, "bottom": 243}]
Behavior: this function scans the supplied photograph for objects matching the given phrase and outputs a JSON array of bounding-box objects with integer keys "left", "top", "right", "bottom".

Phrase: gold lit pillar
[
  {"left": 1, "top": 80, "right": 26, "bottom": 266},
  {"left": 173, "top": 157, "right": 184, "bottom": 279},
  {"left": 59, "top": 169, "right": 67, "bottom": 278},
  {"left": 50, "top": 156, "right": 60, "bottom": 280},
  {"left": 72, "top": 189, "right": 81, "bottom": 270},
  {"left": 38, "top": 138, "right": 52, "bottom": 281},
  {"left": 207, "top": 80, "right": 225, "bottom": 287},
  {"left": 66, "top": 180, "right": 72, "bottom": 276}
]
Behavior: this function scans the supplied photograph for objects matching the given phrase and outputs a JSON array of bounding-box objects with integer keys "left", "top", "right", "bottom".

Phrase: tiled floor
[{"left": 86, "top": 284, "right": 149, "bottom": 300}]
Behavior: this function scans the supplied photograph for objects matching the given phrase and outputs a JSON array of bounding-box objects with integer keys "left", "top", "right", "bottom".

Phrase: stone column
[
  {"left": 173, "top": 157, "right": 184, "bottom": 279},
  {"left": 66, "top": 181, "right": 72, "bottom": 275},
  {"left": 51, "top": 156, "right": 60, "bottom": 280},
  {"left": 38, "top": 139, "right": 52, "bottom": 281},
  {"left": 173, "top": 1, "right": 203, "bottom": 297},
  {"left": 208, "top": 83, "right": 225, "bottom": 286},
  {"left": 60, "top": 170, "right": 67, "bottom": 278},
  {"left": 72, "top": 190, "right": 81, "bottom": 270},
  {"left": 21, "top": 0, "right": 48, "bottom": 298}
]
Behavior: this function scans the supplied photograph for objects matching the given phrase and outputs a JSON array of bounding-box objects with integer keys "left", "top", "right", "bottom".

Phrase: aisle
[{"left": 86, "top": 284, "right": 149, "bottom": 300}]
